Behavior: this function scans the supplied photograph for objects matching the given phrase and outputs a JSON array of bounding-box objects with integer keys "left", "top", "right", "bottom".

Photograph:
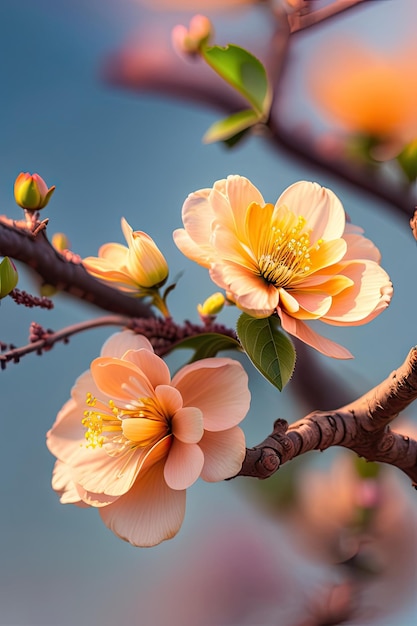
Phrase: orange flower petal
[
  {"left": 171, "top": 406, "right": 204, "bottom": 443},
  {"left": 199, "top": 427, "right": 246, "bottom": 482},
  {"left": 91, "top": 357, "right": 154, "bottom": 402},
  {"left": 279, "top": 309, "right": 353, "bottom": 359},
  {"left": 163, "top": 439, "right": 204, "bottom": 490},
  {"left": 99, "top": 459, "right": 186, "bottom": 547},
  {"left": 172, "top": 358, "right": 250, "bottom": 431}
]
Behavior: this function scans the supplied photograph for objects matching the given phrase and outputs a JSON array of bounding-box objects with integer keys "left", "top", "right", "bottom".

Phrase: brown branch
[
  {"left": 238, "top": 347, "right": 417, "bottom": 486},
  {"left": 288, "top": 0, "right": 374, "bottom": 34},
  {"left": 265, "top": 120, "right": 414, "bottom": 221},
  {"left": 103, "top": 21, "right": 415, "bottom": 225},
  {"left": 0, "top": 216, "right": 152, "bottom": 317},
  {"left": 0, "top": 314, "right": 238, "bottom": 368}
]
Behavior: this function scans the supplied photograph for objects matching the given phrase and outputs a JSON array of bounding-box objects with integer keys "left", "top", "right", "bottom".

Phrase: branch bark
[
  {"left": 0, "top": 216, "right": 152, "bottom": 317},
  {"left": 288, "top": 0, "right": 374, "bottom": 34},
  {"left": 238, "top": 347, "right": 417, "bottom": 486}
]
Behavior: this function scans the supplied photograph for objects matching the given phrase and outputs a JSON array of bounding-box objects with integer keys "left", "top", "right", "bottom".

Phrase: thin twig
[
  {"left": 0, "top": 315, "right": 238, "bottom": 368},
  {"left": 288, "top": 0, "right": 374, "bottom": 34}
]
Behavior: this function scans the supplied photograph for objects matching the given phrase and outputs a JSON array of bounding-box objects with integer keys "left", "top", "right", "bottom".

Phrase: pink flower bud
[
  {"left": 14, "top": 172, "right": 55, "bottom": 211},
  {"left": 172, "top": 15, "right": 213, "bottom": 56}
]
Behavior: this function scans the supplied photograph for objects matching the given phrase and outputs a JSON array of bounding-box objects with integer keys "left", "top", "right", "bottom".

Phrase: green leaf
[
  {"left": 168, "top": 332, "right": 242, "bottom": 363},
  {"left": 397, "top": 138, "right": 417, "bottom": 183},
  {"left": 203, "top": 109, "right": 259, "bottom": 144},
  {"left": 202, "top": 44, "right": 271, "bottom": 116},
  {"left": 236, "top": 313, "right": 296, "bottom": 391}
]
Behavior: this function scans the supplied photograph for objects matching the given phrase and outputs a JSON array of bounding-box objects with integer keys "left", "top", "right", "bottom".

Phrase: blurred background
[{"left": 1, "top": 0, "right": 417, "bottom": 624}]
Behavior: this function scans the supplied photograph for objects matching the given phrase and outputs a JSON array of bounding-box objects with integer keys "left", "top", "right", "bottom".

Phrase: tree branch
[
  {"left": 0, "top": 314, "right": 238, "bottom": 368},
  {"left": 288, "top": 0, "right": 375, "bottom": 34},
  {"left": 0, "top": 216, "right": 152, "bottom": 317},
  {"left": 238, "top": 347, "right": 417, "bottom": 485}
]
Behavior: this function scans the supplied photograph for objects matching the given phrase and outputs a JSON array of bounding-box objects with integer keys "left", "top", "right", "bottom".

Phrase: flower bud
[
  {"left": 52, "top": 232, "right": 70, "bottom": 252},
  {"left": 14, "top": 172, "right": 55, "bottom": 210},
  {"left": 129, "top": 230, "right": 169, "bottom": 288},
  {"left": 172, "top": 15, "right": 213, "bottom": 56},
  {"left": 83, "top": 218, "right": 169, "bottom": 294},
  {"left": 0, "top": 257, "right": 18, "bottom": 298},
  {"left": 197, "top": 292, "right": 225, "bottom": 318}
]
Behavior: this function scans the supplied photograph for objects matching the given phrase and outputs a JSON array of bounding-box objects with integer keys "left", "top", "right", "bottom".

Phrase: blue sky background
[{"left": 1, "top": 1, "right": 417, "bottom": 624}]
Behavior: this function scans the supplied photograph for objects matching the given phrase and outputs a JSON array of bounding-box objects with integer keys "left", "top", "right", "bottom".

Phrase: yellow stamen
[
  {"left": 81, "top": 393, "right": 170, "bottom": 451},
  {"left": 258, "top": 214, "right": 317, "bottom": 287}
]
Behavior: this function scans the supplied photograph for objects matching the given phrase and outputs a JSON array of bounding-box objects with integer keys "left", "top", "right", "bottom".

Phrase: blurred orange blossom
[
  {"left": 47, "top": 331, "right": 249, "bottom": 546},
  {"left": 307, "top": 40, "right": 417, "bottom": 155},
  {"left": 173, "top": 175, "right": 392, "bottom": 359}
]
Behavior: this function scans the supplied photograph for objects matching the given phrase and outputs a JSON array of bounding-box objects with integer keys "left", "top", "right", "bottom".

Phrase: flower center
[
  {"left": 258, "top": 214, "right": 317, "bottom": 287},
  {"left": 82, "top": 392, "right": 170, "bottom": 452}
]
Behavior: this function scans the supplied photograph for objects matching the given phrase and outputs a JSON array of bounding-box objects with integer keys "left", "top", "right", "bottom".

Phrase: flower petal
[
  {"left": 174, "top": 187, "right": 216, "bottom": 266},
  {"left": 172, "top": 358, "right": 250, "bottom": 431},
  {"left": 173, "top": 227, "right": 213, "bottom": 267},
  {"left": 343, "top": 229, "right": 382, "bottom": 262},
  {"left": 323, "top": 261, "right": 392, "bottom": 325},
  {"left": 90, "top": 357, "right": 154, "bottom": 402},
  {"left": 70, "top": 444, "right": 143, "bottom": 497},
  {"left": 123, "top": 349, "right": 171, "bottom": 388},
  {"left": 210, "top": 262, "right": 278, "bottom": 318},
  {"left": 154, "top": 384, "right": 183, "bottom": 416},
  {"left": 99, "top": 459, "right": 186, "bottom": 547},
  {"left": 51, "top": 460, "right": 88, "bottom": 506},
  {"left": 101, "top": 330, "right": 154, "bottom": 358},
  {"left": 276, "top": 181, "right": 346, "bottom": 242},
  {"left": 171, "top": 406, "right": 204, "bottom": 443},
  {"left": 225, "top": 174, "right": 265, "bottom": 237},
  {"left": 122, "top": 417, "right": 168, "bottom": 445},
  {"left": 279, "top": 309, "right": 353, "bottom": 359},
  {"left": 163, "top": 439, "right": 204, "bottom": 490},
  {"left": 199, "top": 427, "right": 246, "bottom": 482},
  {"left": 46, "top": 397, "right": 87, "bottom": 465}
]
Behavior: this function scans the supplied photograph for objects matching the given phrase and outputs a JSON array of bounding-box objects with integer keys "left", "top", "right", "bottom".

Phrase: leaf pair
[{"left": 201, "top": 44, "right": 271, "bottom": 144}]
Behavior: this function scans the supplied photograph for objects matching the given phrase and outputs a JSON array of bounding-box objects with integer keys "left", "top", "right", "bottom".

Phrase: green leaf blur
[{"left": 168, "top": 332, "right": 241, "bottom": 363}]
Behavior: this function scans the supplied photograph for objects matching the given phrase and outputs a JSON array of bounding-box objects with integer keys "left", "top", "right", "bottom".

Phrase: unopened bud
[
  {"left": 0, "top": 257, "right": 18, "bottom": 298},
  {"left": 197, "top": 292, "right": 225, "bottom": 318},
  {"left": 172, "top": 15, "right": 213, "bottom": 56},
  {"left": 52, "top": 232, "right": 70, "bottom": 252},
  {"left": 14, "top": 172, "right": 55, "bottom": 211}
]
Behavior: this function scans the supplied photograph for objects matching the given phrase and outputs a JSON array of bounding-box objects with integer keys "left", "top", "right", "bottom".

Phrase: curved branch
[
  {"left": 237, "top": 347, "right": 417, "bottom": 485},
  {"left": 103, "top": 23, "right": 415, "bottom": 224},
  {"left": 288, "top": 0, "right": 375, "bottom": 34},
  {"left": 0, "top": 314, "right": 238, "bottom": 367},
  {"left": 266, "top": 120, "right": 414, "bottom": 221},
  {"left": 0, "top": 216, "right": 152, "bottom": 317}
]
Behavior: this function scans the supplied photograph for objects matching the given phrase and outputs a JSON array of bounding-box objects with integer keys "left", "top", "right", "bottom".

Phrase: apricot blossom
[
  {"left": 47, "top": 330, "right": 249, "bottom": 547},
  {"left": 173, "top": 175, "right": 392, "bottom": 358}
]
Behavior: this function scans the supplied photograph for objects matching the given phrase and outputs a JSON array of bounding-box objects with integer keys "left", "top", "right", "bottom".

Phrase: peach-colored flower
[
  {"left": 46, "top": 330, "right": 249, "bottom": 547},
  {"left": 83, "top": 217, "right": 168, "bottom": 294},
  {"left": 307, "top": 40, "right": 417, "bottom": 155},
  {"left": 173, "top": 175, "right": 392, "bottom": 359}
]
